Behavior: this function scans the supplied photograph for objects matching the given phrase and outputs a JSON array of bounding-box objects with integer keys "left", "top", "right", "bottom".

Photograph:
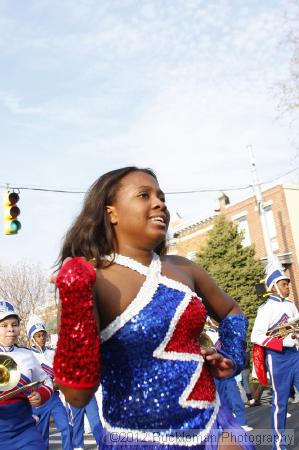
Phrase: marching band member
[
  {"left": 251, "top": 261, "right": 299, "bottom": 450},
  {"left": 27, "top": 315, "right": 72, "bottom": 450},
  {"left": 0, "top": 301, "right": 53, "bottom": 450}
]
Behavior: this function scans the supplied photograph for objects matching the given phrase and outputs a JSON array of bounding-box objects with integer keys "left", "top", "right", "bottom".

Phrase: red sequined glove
[
  {"left": 53, "top": 257, "right": 101, "bottom": 389},
  {"left": 252, "top": 344, "right": 267, "bottom": 386}
]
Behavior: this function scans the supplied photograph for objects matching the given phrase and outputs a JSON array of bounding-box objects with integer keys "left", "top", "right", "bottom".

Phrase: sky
[{"left": 0, "top": 0, "right": 299, "bottom": 272}]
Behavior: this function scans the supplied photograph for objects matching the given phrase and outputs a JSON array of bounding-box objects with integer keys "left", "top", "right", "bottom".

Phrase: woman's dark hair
[{"left": 57, "top": 166, "right": 167, "bottom": 267}]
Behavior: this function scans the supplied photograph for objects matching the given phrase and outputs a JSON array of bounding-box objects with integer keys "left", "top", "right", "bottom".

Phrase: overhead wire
[{"left": 0, "top": 165, "right": 298, "bottom": 196}]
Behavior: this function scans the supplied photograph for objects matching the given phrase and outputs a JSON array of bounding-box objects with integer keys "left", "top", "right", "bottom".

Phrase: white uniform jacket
[
  {"left": 31, "top": 346, "right": 55, "bottom": 379},
  {"left": 0, "top": 344, "right": 53, "bottom": 405},
  {"left": 251, "top": 295, "right": 299, "bottom": 352}
]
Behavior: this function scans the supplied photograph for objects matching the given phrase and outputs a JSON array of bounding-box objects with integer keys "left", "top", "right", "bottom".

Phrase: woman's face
[
  {"left": 106, "top": 171, "right": 170, "bottom": 251},
  {"left": 0, "top": 316, "right": 20, "bottom": 347}
]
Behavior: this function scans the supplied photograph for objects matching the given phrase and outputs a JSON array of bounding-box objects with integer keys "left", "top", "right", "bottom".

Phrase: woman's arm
[
  {"left": 189, "top": 260, "right": 248, "bottom": 376},
  {"left": 53, "top": 257, "right": 101, "bottom": 407},
  {"left": 57, "top": 385, "right": 97, "bottom": 408},
  {"left": 191, "top": 262, "right": 241, "bottom": 320}
]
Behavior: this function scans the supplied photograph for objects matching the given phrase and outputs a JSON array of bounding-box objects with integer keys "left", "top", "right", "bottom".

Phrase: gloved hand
[{"left": 282, "top": 333, "right": 297, "bottom": 347}]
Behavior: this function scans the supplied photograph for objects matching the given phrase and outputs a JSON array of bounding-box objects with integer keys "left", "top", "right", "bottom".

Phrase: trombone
[{"left": 0, "top": 354, "right": 43, "bottom": 401}]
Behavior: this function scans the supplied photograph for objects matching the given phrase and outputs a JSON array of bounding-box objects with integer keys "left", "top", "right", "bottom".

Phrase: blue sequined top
[{"left": 99, "top": 254, "right": 220, "bottom": 446}]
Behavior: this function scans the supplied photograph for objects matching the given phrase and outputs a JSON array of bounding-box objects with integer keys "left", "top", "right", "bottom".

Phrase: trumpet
[
  {"left": 266, "top": 317, "right": 299, "bottom": 339},
  {"left": 0, "top": 354, "right": 43, "bottom": 401}
]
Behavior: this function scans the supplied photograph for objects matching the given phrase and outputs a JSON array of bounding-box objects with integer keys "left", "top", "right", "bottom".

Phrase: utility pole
[{"left": 247, "top": 145, "right": 273, "bottom": 262}]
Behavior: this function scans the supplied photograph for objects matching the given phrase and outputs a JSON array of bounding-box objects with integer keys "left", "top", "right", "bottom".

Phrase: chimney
[{"left": 214, "top": 192, "right": 230, "bottom": 212}]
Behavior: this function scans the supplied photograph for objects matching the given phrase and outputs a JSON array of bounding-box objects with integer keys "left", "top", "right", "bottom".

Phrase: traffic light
[{"left": 3, "top": 189, "right": 21, "bottom": 235}]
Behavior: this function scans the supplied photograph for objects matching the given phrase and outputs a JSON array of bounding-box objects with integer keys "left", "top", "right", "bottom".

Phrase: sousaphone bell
[
  {"left": 0, "top": 354, "right": 20, "bottom": 391},
  {"left": 0, "top": 354, "right": 43, "bottom": 401}
]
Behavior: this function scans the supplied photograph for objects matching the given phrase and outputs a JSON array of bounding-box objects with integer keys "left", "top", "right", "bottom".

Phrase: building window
[
  {"left": 264, "top": 206, "right": 278, "bottom": 251},
  {"left": 235, "top": 216, "right": 251, "bottom": 247}
]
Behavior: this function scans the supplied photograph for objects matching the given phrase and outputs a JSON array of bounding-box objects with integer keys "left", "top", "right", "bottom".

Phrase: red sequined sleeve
[{"left": 53, "top": 257, "right": 101, "bottom": 390}]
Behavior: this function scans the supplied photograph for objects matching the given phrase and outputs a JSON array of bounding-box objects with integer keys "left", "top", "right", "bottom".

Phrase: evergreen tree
[{"left": 195, "top": 214, "right": 265, "bottom": 337}]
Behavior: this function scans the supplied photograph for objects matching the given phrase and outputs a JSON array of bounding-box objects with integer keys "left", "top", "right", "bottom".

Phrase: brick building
[{"left": 168, "top": 184, "right": 299, "bottom": 307}]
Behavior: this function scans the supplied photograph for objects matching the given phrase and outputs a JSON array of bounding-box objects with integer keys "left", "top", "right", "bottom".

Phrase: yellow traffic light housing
[{"left": 3, "top": 189, "right": 21, "bottom": 235}]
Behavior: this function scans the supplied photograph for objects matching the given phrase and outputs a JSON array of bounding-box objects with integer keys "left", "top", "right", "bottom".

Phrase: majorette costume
[
  {"left": 27, "top": 315, "right": 72, "bottom": 450},
  {"left": 0, "top": 301, "right": 53, "bottom": 450},
  {"left": 54, "top": 254, "right": 254, "bottom": 449},
  {"left": 251, "top": 261, "right": 299, "bottom": 450}
]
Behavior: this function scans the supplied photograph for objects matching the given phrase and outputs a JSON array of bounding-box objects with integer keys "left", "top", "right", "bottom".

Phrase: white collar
[{"left": 0, "top": 344, "right": 14, "bottom": 352}]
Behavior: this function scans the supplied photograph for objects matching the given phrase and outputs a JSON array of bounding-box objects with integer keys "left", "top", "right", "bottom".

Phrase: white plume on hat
[{"left": 26, "top": 314, "right": 46, "bottom": 340}]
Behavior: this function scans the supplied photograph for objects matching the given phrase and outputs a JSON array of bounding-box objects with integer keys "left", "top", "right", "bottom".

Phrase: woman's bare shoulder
[
  {"left": 160, "top": 254, "right": 205, "bottom": 290},
  {"left": 161, "top": 254, "right": 203, "bottom": 273}
]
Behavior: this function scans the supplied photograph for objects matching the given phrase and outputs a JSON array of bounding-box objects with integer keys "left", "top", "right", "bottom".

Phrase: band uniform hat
[
  {"left": 0, "top": 300, "right": 20, "bottom": 321},
  {"left": 27, "top": 314, "right": 46, "bottom": 340},
  {"left": 264, "top": 257, "right": 290, "bottom": 291}
]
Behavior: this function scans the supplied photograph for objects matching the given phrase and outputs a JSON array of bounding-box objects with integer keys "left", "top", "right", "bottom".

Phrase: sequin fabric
[
  {"left": 53, "top": 257, "right": 101, "bottom": 389},
  {"left": 218, "top": 314, "right": 248, "bottom": 375},
  {"left": 100, "top": 285, "right": 217, "bottom": 438},
  {"left": 98, "top": 254, "right": 220, "bottom": 447},
  {"left": 252, "top": 344, "right": 267, "bottom": 385},
  {"left": 162, "top": 296, "right": 216, "bottom": 403}
]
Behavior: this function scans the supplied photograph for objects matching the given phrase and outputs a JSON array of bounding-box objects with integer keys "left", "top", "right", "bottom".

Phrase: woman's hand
[
  {"left": 49, "top": 257, "right": 96, "bottom": 285},
  {"left": 28, "top": 391, "right": 42, "bottom": 407},
  {"left": 202, "top": 348, "right": 235, "bottom": 378}
]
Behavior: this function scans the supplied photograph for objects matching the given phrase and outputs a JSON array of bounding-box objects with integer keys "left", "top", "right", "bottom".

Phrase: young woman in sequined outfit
[{"left": 53, "top": 167, "right": 254, "bottom": 449}]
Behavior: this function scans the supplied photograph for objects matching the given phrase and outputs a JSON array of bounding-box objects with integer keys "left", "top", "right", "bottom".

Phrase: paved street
[
  {"left": 49, "top": 394, "right": 299, "bottom": 449},
  {"left": 49, "top": 426, "right": 97, "bottom": 449},
  {"left": 246, "top": 400, "right": 299, "bottom": 449}
]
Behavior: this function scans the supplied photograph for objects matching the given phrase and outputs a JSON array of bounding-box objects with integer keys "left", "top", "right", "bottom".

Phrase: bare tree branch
[{"left": 0, "top": 261, "right": 48, "bottom": 344}]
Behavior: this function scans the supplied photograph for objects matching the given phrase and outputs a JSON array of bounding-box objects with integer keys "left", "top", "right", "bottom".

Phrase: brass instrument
[
  {"left": 0, "top": 354, "right": 43, "bottom": 401},
  {"left": 198, "top": 331, "right": 215, "bottom": 350},
  {"left": 266, "top": 317, "right": 299, "bottom": 338},
  {"left": 0, "top": 354, "right": 20, "bottom": 391},
  {"left": 198, "top": 317, "right": 218, "bottom": 350}
]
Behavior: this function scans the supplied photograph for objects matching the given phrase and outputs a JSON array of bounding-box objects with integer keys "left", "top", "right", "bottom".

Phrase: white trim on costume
[
  {"left": 100, "top": 253, "right": 202, "bottom": 343},
  {"left": 153, "top": 291, "right": 216, "bottom": 409},
  {"left": 159, "top": 274, "right": 195, "bottom": 296},
  {"left": 100, "top": 254, "right": 161, "bottom": 343},
  {"left": 98, "top": 252, "right": 219, "bottom": 446},
  {"left": 98, "top": 384, "right": 220, "bottom": 447}
]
